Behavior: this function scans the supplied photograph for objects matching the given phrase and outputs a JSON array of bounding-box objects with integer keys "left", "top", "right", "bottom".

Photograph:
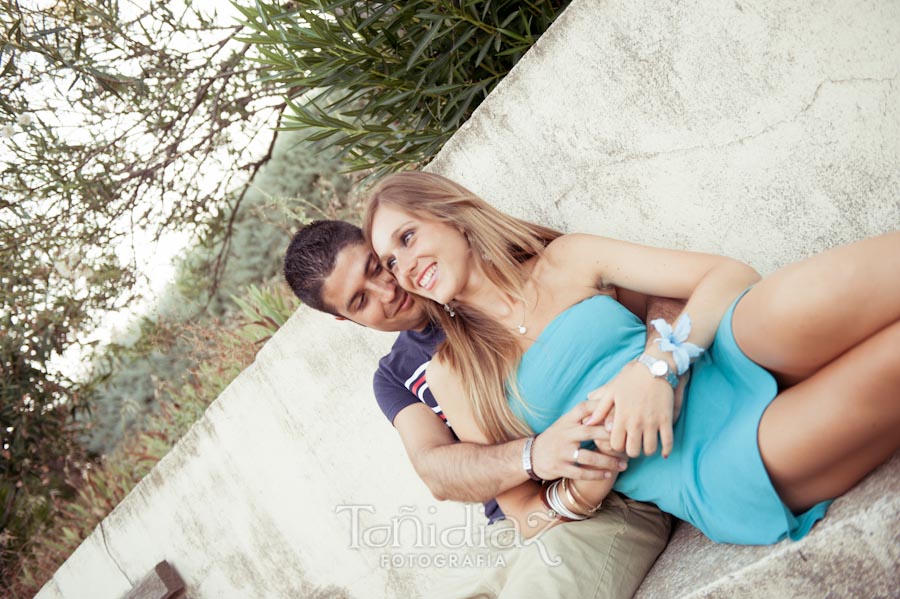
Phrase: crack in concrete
[
  {"left": 605, "top": 74, "right": 900, "bottom": 166},
  {"left": 99, "top": 520, "right": 133, "bottom": 586}
]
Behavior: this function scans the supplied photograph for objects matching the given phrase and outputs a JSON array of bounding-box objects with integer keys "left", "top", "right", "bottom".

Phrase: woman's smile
[{"left": 417, "top": 263, "right": 438, "bottom": 290}]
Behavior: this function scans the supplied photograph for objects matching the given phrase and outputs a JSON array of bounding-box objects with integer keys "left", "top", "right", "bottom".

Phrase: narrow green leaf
[{"left": 406, "top": 19, "right": 444, "bottom": 70}]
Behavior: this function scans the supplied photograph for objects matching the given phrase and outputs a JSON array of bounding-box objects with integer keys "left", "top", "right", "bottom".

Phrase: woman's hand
[
  {"left": 593, "top": 369, "right": 690, "bottom": 445},
  {"left": 584, "top": 361, "right": 675, "bottom": 458}
]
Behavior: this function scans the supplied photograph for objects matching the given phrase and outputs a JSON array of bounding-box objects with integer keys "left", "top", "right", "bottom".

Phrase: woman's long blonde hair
[{"left": 363, "top": 171, "right": 562, "bottom": 443}]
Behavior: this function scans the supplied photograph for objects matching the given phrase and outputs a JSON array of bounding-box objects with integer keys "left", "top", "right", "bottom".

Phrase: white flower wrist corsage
[{"left": 650, "top": 314, "right": 705, "bottom": 375}]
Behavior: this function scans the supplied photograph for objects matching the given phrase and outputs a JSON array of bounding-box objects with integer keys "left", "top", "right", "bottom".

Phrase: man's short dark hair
[{"left": 284, "top": 220, "right": 364, "bottom": 315}]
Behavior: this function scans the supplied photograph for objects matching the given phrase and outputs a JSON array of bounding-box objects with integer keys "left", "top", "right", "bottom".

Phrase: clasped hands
[
  {"left": 586, "top": 361, "right": 689, "bottom": 459},
  {"left": 532, "top": 364, "right": 688, "bottom": 482}
]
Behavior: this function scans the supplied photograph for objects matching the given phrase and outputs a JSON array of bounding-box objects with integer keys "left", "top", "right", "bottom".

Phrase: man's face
[{"left": 320, "top": 242, "right": 429, "bottom": 332}]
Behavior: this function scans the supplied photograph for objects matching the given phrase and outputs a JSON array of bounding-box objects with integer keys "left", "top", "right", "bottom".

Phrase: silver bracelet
[
  {"left": 548, "top": 479, "right": 587, "bottom": 521},
  {"left": 522, "top": 435, "right": 543, "bottom": 482}
]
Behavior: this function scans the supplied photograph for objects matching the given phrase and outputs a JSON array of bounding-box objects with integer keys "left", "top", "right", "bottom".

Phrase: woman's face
[{"left": 369, "top": 203, "right": 473, "bottom": 305}]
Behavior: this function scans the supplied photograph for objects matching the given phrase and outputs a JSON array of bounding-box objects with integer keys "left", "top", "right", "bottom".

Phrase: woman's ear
[{"left": 462, "top": 231, "right": 490, "bottom": 263}]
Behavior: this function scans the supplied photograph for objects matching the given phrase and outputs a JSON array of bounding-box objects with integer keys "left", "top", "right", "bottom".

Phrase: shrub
[{"left": 237, "top": 0, "right": 570, "bottom": 177}]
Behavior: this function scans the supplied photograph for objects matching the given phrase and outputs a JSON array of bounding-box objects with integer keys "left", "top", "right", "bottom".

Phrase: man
[{"left": 284, "top": 220, "right": 675, "bottom": 598}]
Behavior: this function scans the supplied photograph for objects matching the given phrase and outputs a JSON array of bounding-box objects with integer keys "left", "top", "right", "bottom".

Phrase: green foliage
[
  {"left": 7, "top": 315, "right": 259, "bottom": 598},
  {"left": 83, "top": 132, "right": 356, "bottom": 455},
  {"left": 232, "top": 284, "right": 299, "bottom": 345},
  {"left": 0, "top": 1, "right": 283, "bottom": 585},
  {"left": 1, "top": 0, "right": 281, "bottom": 324},
  {"left": 237, "top": 0, "right": 570, "bottom": 177},
  {"left": 0, "top": 258, "right": 102, "bottom": 586},
  {"left": 174, "top": 133, "right": 359, "bottom": 318}
]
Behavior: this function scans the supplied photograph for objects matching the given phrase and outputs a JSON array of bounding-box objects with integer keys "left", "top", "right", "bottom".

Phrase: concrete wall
[
  {"left": 431, "top": 0, "right": 899, "bottom": 268},
  {"left": 38, "top": 0, "right": 899, "bottom": 597}
]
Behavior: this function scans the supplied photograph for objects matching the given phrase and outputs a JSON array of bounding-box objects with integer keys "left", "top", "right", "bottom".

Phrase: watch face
[{"left": 650, "top": 361, "right": 668, "bottom": 376}]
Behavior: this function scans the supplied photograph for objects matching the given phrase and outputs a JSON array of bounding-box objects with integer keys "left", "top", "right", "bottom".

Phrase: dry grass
[{"left": 7, "top": 319, "right": 259, "bottom": 598}]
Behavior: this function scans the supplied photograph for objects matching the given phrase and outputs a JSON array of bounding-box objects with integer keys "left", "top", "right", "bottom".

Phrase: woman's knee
[{"left": 731, "top": 281, "right": 829, "bottom": 376}]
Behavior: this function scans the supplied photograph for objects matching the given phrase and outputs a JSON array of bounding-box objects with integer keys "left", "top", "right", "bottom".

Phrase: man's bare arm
[
  {"left": 645, "top": 295, "right": 684, "bottom": 325},
  {"left": 616, "top": 288, "right": 684, "bottom": 325},
  {"left": 392, "top": 403, "right": 625, "bottom": 504}
]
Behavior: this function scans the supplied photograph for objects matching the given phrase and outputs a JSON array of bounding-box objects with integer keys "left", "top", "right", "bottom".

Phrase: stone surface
[
  {"left": 635, "top": 456, "right": 900, "bottom": 598},
  {"left": 431, "top": 0, "right": 899, "bottom": 272},
  {"left": 36, "top": 0, "right": 899, "bottom": 597}
]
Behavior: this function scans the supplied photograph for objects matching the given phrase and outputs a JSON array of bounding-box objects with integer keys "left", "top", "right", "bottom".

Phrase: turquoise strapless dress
[{"left": 512, "top": 293, "right": 831, "bottom": 545}]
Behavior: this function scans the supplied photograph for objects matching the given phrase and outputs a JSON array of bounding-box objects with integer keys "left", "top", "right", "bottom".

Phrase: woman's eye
[
  {"left": 401, "top": 231, "right": 413, "bottom": 245},
  {"left": 386, "top": 257, "right": 397, "bottom": 271}
]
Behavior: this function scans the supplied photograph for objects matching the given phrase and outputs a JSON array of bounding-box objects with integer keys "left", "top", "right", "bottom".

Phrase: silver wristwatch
[{"left": 636, "top": 354, "right": 679, "bottom": 389}]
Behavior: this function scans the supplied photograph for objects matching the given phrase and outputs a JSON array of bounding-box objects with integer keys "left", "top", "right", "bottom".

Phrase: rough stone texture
[
  {"left": 635, "top": 456, "right": 900, "bottom": 598},
  {"left": 36, "top": 0, "right": 899, "bottom": 598},
  {"left": 36, "top": 316, "right": 485, "bottom": 599},
  {"left": 46, "top": 531, "right": 132, "bottom": 598},
  {"left": 431, "top": 0, "right": 899, "bottom": 272}
]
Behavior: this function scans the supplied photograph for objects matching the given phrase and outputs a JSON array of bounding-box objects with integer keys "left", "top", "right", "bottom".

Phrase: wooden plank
[{"left": 123, "top": 561, "right": 185, "bottom": 599}]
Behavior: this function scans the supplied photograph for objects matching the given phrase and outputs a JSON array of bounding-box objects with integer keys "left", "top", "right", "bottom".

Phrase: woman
[{"left": 363, "top": 171, "right": 900, "bottom": 545}]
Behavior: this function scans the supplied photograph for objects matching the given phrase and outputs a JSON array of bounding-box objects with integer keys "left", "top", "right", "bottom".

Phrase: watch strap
[{"left": 637, "top": 354, "right": 679, "bottom": 389}]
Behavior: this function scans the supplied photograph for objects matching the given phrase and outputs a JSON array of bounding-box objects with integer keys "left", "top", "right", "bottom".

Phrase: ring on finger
[{"left": 573, "top": 447, "right": 581, "bottom": 466}]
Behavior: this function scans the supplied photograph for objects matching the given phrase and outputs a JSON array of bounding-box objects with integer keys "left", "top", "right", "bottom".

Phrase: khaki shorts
[{"left": 424, "top": 493, "right": 671, "bottom": 599}]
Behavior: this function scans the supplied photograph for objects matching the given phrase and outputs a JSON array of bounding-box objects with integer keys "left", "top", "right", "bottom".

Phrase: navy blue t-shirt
[{"left": 373, "top": 323, "right": 505, "bottom": 524}]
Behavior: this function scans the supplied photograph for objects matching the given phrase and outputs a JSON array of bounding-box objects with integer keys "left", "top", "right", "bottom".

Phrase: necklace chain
[{"left": 516, "top": 299, "right": 527, "bottom": 335}]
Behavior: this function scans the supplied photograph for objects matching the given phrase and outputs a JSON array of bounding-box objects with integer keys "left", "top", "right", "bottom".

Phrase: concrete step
[{"left": 635, "top": 456, "right": 900, "bottom": 599}]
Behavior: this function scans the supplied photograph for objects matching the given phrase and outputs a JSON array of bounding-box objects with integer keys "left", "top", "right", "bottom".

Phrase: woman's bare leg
[
  {"left": 732, "top": 231, "right": 900, "bottom": 385},
  {"left": 757, "top": 318, "right": 900, "bottom": 511}
]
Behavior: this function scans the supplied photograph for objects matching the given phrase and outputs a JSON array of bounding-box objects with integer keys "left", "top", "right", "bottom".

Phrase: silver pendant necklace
[{"left": 516, "top": 301, "right": 527, "bottom": 335}]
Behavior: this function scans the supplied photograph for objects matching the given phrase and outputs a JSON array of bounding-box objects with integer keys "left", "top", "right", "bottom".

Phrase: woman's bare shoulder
[
  {"left": 534, "top": 233, "right": 612, "bottom": 287},
  {"left": 544, "top": 232, "right": 612, "bottom": 257}
]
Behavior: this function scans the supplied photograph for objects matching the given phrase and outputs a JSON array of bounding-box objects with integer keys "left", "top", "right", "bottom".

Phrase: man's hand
[
  {"left": 531, "top": 401, "right": 629, "bottom": 481},
  {"left": 584, "top": 361, "right": 675, "bottom": 459}
]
